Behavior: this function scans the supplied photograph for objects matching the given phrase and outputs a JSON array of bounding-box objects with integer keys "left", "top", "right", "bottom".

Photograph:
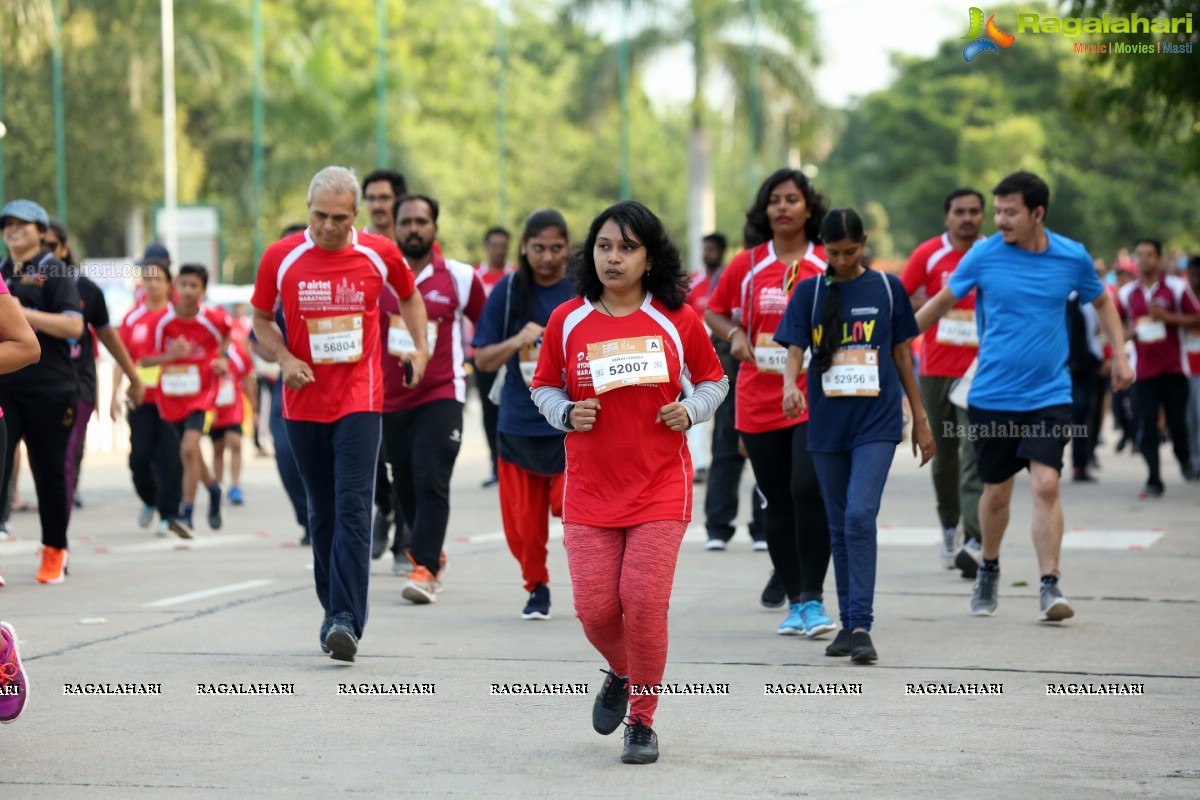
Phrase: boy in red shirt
[{"left": 142, "top": 265, "right": 231, "bottom": 531}]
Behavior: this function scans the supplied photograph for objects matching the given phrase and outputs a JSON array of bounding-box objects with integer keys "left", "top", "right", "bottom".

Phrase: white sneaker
[
  {"left": 753, "top": 540, "right": 769, "bottom": 552},
  {"left": 705, "top": 538, "right": 727, "bottom": 551},
  {"left": 0, "top": 524, "right": 10, "bottom": 542}
]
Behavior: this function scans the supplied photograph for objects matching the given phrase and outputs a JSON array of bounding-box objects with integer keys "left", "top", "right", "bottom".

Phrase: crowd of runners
[{"left": 2, "top": 165, "right": 1198, "bottom": 764}]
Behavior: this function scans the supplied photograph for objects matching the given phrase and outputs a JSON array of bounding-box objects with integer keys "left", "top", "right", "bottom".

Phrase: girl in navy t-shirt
[{"left": 774, "top": 208, "right": 935, "bottom": 664}]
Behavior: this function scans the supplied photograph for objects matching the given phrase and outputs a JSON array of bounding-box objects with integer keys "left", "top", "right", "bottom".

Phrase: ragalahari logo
[{"left": 962, "top": 7, "right": 1016, "bottom": 62}]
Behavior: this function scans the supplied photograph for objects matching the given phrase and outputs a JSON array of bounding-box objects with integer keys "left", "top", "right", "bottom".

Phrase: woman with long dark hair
[
  {"left": 776, "top": 208, "right": 934, "bottom": 664},
  {"left": 472, "top": 209, "right": 574, "bottom": 620},
  {"left": 705, "top": 168, "right": 836, "bottom": 639},
  {"left": 532, "top": 201, "right": 727, "bottom": 765}
]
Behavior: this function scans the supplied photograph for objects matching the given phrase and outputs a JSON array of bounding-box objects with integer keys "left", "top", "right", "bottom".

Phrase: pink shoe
[{"left": 0, "top": 622, "right": 29, "bottom": 723}]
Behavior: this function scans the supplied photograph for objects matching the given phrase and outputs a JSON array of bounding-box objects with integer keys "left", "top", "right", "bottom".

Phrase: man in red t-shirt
[
  {"left": 472, "top": 226, "right": 514, "bottom": 488},
  {"left": 1116, "top": 239, "right": 1200, "bottom": 495},
  {"left": 251, "top": 166, "right": 426, "bottom": 663},
  {"left": 142, "top": 265, "right": 231, "bottom": 533},
  {"left": 901, "top": 188, "right": 985, "bottom": 578},
  {"left": 685, "top": 232, "right": 765, "bottom": 549}
]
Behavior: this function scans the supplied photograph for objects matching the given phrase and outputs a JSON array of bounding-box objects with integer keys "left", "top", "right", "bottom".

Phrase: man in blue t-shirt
[{"left": 916, "top": 172, "right": 1132, "bottom": 624}]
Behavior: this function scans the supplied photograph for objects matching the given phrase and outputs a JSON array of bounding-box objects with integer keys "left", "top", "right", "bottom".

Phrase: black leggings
[
  {"left": 0, "top": 390, "right": 77, "bottom": 549},
  {"left": 742, "top": 423, "right": 830, "bottom": 602},
  {"left": 128, "top": 402, "right": 183, "bottom": 519},
  {"left": 381, "top": 399, "right": 464, "bottom": 574}
]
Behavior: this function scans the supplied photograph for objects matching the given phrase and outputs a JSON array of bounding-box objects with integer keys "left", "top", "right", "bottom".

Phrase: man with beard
[
  {"left": 901, "top": 189, "right": 986, "bottom": 578},
  {"left": 379, "top": 194, "right": 487, "bottom": 602}
]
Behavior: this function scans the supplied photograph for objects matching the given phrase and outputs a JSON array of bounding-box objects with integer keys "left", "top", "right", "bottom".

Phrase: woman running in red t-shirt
[
  {"left": 706, "top": 168, "right": 836, "bottom": 639},
  {"left": 532, "top": 201, "right": 728, "bottom": 765}
]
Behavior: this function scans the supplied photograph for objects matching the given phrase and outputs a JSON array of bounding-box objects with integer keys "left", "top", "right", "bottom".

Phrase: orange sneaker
[
  {"left": 36, "top": 547, "right": 68, "bottom": 584},
  {"left": 401, "top": 565, "right": 438, "bottom": 605}
]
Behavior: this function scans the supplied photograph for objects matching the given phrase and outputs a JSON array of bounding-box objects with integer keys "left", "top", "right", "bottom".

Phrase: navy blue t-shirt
[
  {"left": 472, "top": 273, "right": 575, "bottom": 437},
  {"left": 775, "top": 269, "right": 919, "bottom": 453}
]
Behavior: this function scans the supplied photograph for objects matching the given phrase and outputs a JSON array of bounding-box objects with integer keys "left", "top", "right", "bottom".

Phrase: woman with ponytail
[
  {"left": 472, "top": 209, "right": 574, "bottom": 621},
  {"left": 706, "top": 168, "right": 836, "bottom": 640},
  {"left": 775, "top": 208, "right": 934, "bottom": 664}
]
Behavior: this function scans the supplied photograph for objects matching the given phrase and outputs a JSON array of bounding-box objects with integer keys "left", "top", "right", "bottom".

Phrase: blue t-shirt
[
  {"left": 775, "top": 269, "right": 918, "bottom": 453},
  {"left": 947, "top": 231, "right": 1104, "bottom": 412},
  {"left": 472, "top": 273, "right": 575, "bottom": 437}
]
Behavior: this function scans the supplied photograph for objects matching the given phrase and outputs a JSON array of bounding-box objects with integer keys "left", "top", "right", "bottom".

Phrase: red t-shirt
[
  {"left": 119, "top": 304, "right": 169, "bottom": 406},
  {"left": 685, "top": 271, "right": 716, "bottom": 322},
  {"left": 901, "top": 233, "right": 980, "bottom": 379},
  {"left": 1117, "top": 275, "right": 1200, "bottom": 381},
  {"left": 251, "top": 229, "right": 416, "bottom": 423},
  {"left": 213, "top": 341, "right": 251, "bottom": 429},
  {"left": 706, "top": 241, "right": 824, "bottom": 433},
  {"left": 475, "top": 262, "right": 514, "bottom": 296},
  {"left": 531, "top": 294, "right": 725, "bottom": 527},
  {"left": 152, "top": 304, "right": 231, "bottom": 422},
  {"left": 379, "top": 254, "right": 486, "bottom": 412}
]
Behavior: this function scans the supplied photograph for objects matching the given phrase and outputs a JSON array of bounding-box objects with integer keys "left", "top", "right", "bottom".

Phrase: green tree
[
  {"left": 821, "top": 6, "right": 1200, "bottom": 262},
  {"left": 567, "top": 0, "right": 819, "bottom": 265},
  {"left": 1065, "top": 0, "right": 1200, "bottom": 174}
]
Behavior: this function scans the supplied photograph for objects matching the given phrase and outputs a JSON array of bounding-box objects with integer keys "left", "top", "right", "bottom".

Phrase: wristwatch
[{"left": 562, "top": 406, "right": 574, "bottom": 430}]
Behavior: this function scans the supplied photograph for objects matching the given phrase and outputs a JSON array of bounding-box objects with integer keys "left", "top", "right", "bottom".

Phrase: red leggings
[
  {"left": 498, "top": 458, "right": 564, "bottom": 592},
  {"left": 563, "top": 520, "right": 688, "bottom": 727}
]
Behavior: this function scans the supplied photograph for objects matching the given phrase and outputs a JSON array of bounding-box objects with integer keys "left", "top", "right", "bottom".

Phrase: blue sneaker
[
  {"left": 798, "top": 601, "right": 837, "bottom": 639},
  {"left": 137, "top": 505, "right": 155, "bottom": 529},
  {"left": 777, "top": 602, "right": 805, "bottom": 636},
  {"left": 228, "top": 485, "right": 244, "bottom": 506}
]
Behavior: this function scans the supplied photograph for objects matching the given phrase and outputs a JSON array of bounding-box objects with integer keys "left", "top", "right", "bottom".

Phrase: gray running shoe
[
  {"left": 970, "top": 569, "right": 999, "bottom": 616},
  {"left": 939, "top": 526, "right": 958, "bottom": 570},
  {"left": 1039, "top": 582, "right": 1075, "bottom": 622}
]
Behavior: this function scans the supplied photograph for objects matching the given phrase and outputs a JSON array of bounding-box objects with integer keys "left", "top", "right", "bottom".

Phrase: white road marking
[
  {"left": 142, "top": 579, "right": 275, "bottom": 608},
  {"left": 866, "top": 527, "right": 1164, "bottom": 550}
]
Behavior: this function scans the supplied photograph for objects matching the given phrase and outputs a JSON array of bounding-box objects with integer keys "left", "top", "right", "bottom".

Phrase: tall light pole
[
  {"left": 748, "top": 0, "right": 761, "bottom": 203},
  {"left": 0, "top": 36, "right": 6, "bottom": 207},
  {"left": 375, "top": 0, "right": 388, "bottom": 167},
  {"left": 252, "top": 0, "right": 264, "bottom": 267},
  {"left": 618, "top": 0, "right": 631, "bottom": 200},
  {"left": 53, "top": 0, "right": 67, "bottom": 222},
  {"left": 160, "top": 0, "right": 180, "bottom": 266},
  {"left": 495, "top": 0, "right": 508, "bottom": 225}
]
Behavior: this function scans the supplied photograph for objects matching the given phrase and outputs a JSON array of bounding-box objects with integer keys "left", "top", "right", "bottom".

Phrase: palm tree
[{"left": 568, "top": 0, "right": 819, "bottom": 265}]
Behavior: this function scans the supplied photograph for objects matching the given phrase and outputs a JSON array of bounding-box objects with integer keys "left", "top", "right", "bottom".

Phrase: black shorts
[
  {"left": 967, "top": 404, "right": 1072, "bottom": 484},
  {"left": 172, "top": 410, "right": 212, "bottom": 438},
  {"left": 209, "top": 424, "right": 242, "bottom": 441}
]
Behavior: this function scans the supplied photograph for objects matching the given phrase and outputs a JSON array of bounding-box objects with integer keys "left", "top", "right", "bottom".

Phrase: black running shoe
[
  {"left": 825, "top": 628, "right": 853, "bottom": 657},
  {"left": 325, "top": 613, "right": 358, "bottom": 663},
  {"left": 371, "top": 512, "right": 393, "bottom": 560},
  {"left": 592, "top": 669, "right": 629, "bottom": 735},
  {"left": 1140, "top": 481, "right": 1164, "bottom": 499},
  {"left": 207, "top": 483, "right": 222, "bottom": 530},
  {"left": 521, "top": 584, "right": 551, "bottom": 620},
  {"left": 319, "top": 612, "right": 333, "bottom": 654},
  {"left": 621, "top": 721, "right": 659, "bottom": 764},
  {"left": 849, "top": 631, "right": 878, "bottom": 664},
  {"left": 760, "top": 571, "right": 786, "bottom": 609}
]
